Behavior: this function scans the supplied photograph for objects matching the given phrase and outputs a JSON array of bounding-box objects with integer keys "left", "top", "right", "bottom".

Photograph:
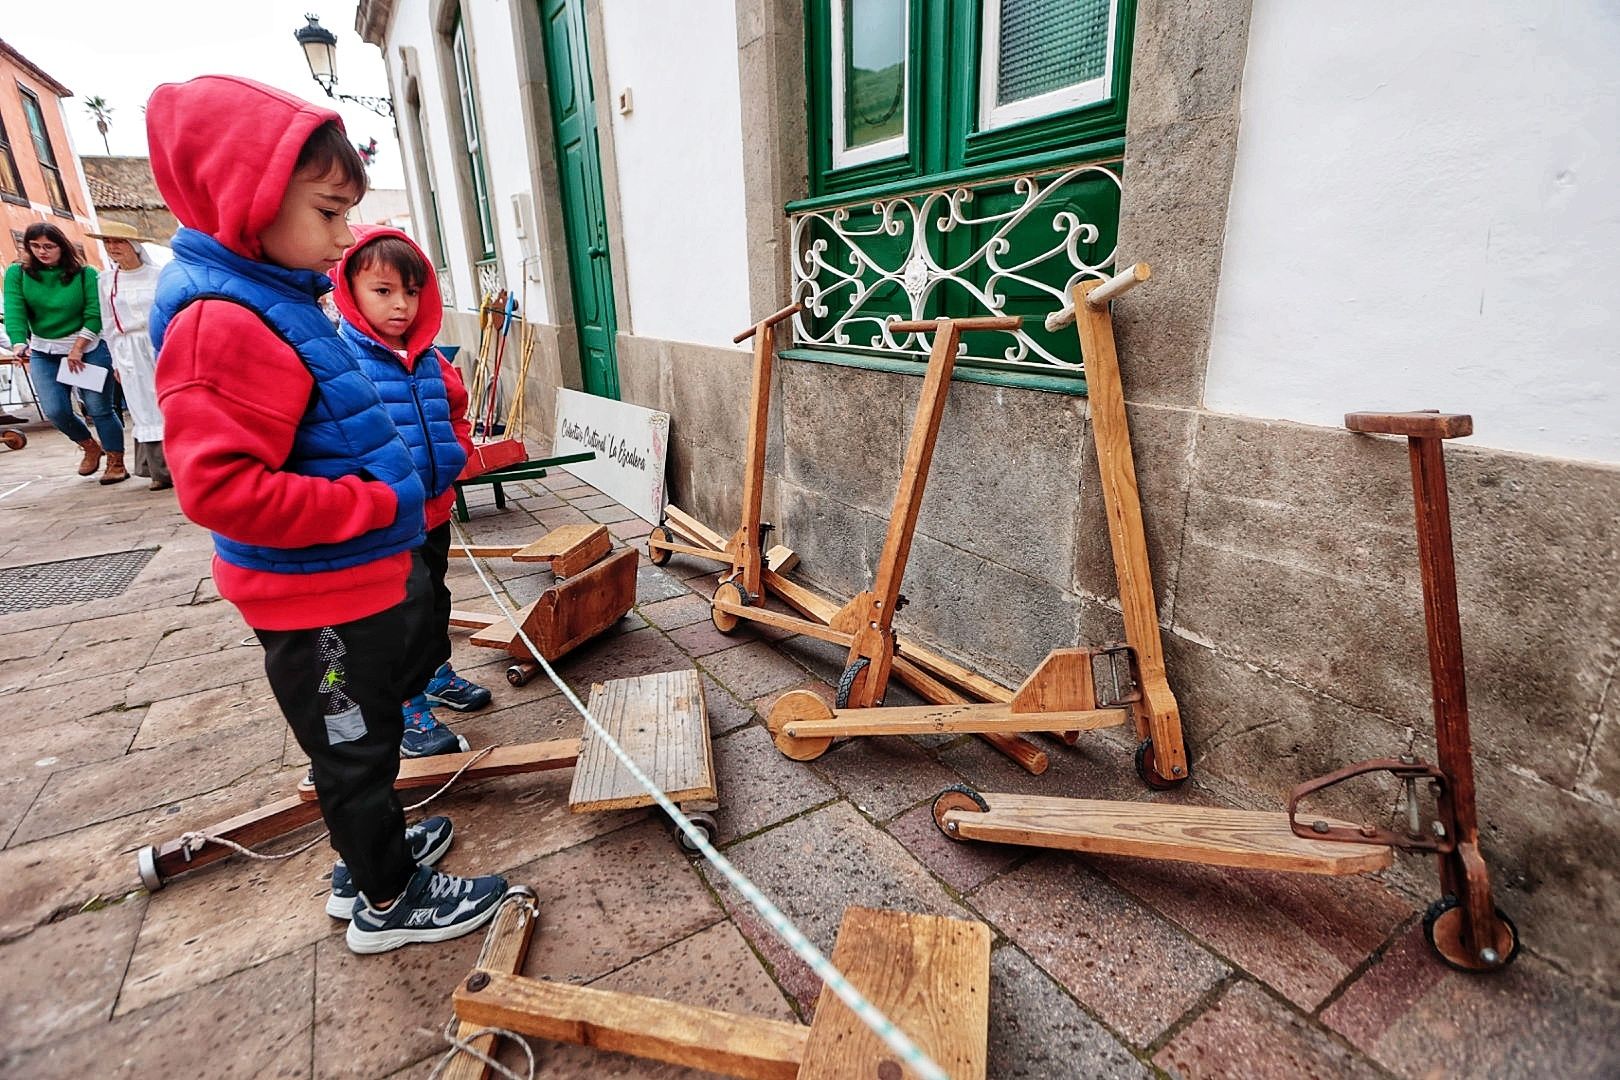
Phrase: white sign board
[{"left": 553, "top": 388, "right": 669, "bottom": 524}]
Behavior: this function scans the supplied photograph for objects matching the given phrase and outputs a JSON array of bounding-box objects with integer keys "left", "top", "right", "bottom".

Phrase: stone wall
[{"left": 606, "top": 0, "right": 1620, "bottom": 989}]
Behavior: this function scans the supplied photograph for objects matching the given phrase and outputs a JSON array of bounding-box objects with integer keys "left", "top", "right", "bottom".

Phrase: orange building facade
[{"left": 0, "top": 39, "right": 100, "bottom": 271}]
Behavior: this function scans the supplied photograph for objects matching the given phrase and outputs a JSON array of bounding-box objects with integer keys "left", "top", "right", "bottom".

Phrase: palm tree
[{"left": 84, "top": 96, "right": 113, "bottom": 154}]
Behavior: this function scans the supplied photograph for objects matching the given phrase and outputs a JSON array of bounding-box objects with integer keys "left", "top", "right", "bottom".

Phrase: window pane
[
  {"left": 996, "top": 0, "right": 1110, "bottom": 106},
  {"left": 843, "top": 0, "right": 906, "bottom": 149}
]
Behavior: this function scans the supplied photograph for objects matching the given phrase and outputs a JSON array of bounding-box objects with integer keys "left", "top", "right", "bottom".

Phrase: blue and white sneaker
[
  {"left": 326, "top": 815, "right": 456, "bottom": 918},
  {"left": 424, "top": 662, "right": 494, "bottom": 712},
  {"left": 346, "top": 864, "right": 509, "bottom": 954},
  {"left": 400, "top": 694, "right": 470, "bottom": 758}
]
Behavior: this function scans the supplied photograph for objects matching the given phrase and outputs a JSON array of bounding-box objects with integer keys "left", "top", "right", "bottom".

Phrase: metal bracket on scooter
[
  {"left": 1288, "top": 756, "right": 1452, "bottom": 852},
  {"left": 1091, "top": 643, "right": 1144, "bottom": 709}
]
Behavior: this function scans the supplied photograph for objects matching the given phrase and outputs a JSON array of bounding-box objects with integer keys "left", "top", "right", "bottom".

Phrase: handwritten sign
[{"left": 553, "top": 388, "right": 669, "bottom": 523}]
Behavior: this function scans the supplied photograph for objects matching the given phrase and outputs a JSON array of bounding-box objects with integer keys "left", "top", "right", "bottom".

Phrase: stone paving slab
[{"left": 1, "top": 434, "right": 1612, "bottom": 1078}]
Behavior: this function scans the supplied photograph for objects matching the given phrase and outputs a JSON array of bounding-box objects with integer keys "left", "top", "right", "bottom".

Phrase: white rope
[
  {"left": 422, "top": 1016, "right": 536, "bottom": 1080},
  {"left": 451, "top": 519, "right": 949, "bottom": 1080},
  {"left": 178, "top": 746, "right": 499, "bottom": 864}
]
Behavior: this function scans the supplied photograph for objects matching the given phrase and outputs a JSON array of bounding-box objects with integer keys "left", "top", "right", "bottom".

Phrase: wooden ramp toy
[
  {"left": 448, "top": 521, "right": 613, "bottom": 577},
  {"left": 450, "top": 906, "right": 992, "bottom": 1079},
  {"left": 568, "top": 669, "right": 720, "bottom": 847},
  {"left": 450, "top": 544, "right": 638, "bottom": 686}
]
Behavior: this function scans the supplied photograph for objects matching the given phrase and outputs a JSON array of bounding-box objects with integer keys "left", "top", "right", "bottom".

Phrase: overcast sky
[{"left": 5, "top": 1, "right": 405, "bottom": 188}]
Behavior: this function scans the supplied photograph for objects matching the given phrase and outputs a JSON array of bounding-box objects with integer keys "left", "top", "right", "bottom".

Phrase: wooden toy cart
[{"left": 446, "top": 901, "right": 992, "bottom": 1079}]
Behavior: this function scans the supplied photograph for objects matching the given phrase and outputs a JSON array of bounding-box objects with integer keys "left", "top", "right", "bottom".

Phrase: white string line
[{"left": 451, "top": 518, "right": 949, "bottom": 1080}]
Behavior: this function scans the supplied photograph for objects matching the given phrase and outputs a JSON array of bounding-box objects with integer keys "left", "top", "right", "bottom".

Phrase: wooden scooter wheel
[
  {"left": 1423, "top": 895, "right": 1519, "bottom": 972},
  {"left": 1135, "top": 739, "right": 1187, "bottom": 790},
  {"left": 0, "top": 430, "right": 25, "bottom": 450},
  {"left": 932, "top": 785, "right": 990, "bottom": 841},
  {"left": 766, "top": 689, "right": 835, "bottom": 761},
  {"left": 646, "top": 524, "right": 674, "bottom": 566},
  {"left": 711, "top": 578, "right": 751, "bottom": 634}
]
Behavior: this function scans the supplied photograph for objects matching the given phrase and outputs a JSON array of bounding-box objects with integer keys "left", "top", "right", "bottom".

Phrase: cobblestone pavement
[{"left": 2, "top": 423, "right": 1616, "bottom": 1078}]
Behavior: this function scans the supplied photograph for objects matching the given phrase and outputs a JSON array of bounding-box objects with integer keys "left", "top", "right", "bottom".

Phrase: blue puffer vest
[
  {"left": 338, "top": 322, "right": 467, "bottom": 501},
  {"left": 151, "top": 228, "right": 426, "bottom": 573}
]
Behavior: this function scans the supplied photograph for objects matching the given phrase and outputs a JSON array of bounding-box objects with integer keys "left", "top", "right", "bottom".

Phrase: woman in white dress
[{"left": 90, "top": 221, "right": 171, "bottom": 490}]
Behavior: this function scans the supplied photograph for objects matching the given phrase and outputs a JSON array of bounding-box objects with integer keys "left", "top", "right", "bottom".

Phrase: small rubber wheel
[
  {"left": 677, "top": 813, "right": 717, "bottom": 853},
  {"left": 932, "top": 785, "right": 990, "bottom": 841},
  {"left": 1423, "top": 894, "right": 1520, "bottom": 973},
  {"left": 1134, "top": 739, "right": 1186, "bottom": 790},
  {"left": 0, "top": 430, "right": 25, "bottom": 450},
  {"left": 766, "top": 689, "right": 835, "bottom": 760},
  {"left": 711, "top": 578, "right": 752, "bottom": 634},
  {"left": 506, "top": 663, "right": 534, "bottom": 687},
  {"left": 836, "top": 657, "right": 883, "bottom": 709},
  {"left": 647, "top": 524, "right": 674, "bottom": 566}
]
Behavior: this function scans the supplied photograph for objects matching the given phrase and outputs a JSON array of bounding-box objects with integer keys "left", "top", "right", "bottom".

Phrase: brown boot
[
  {"left": 100, "top": 452, "right": 129, "bottom": 485},
  {"left": 77, "top": 438, "right": 103, "bottom": 476}
]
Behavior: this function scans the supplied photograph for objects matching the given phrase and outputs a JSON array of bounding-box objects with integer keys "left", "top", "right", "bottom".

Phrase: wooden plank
[
  {"left": 452, "top": 971, "right": 807, "bottom": 1080},
  {"left": 443, "top": 892, "right": 540, "bottom": 1080},
  {"left": 447, "top": 546, "right": 523, "bottom": 559},
  {"left": 943, "top": 793, "right": 1394, "bottom": 876},
  {"left": 785, "top": 702, "right": 1126, "bottom": 738},
  {"left": 663, "top": 505, "right": 728, "bottom": 551},
  {"left": 1074, "top": 280, "right": 1186, "bottom": 780},
  {"left": 552, "top": 528, "right": 613, "bottom": 577},
  {"left": 152, "top": 794, "right": 323, "bottom": 881},
  {"left": 800, "top": 907, "right": 991, "bottom": 1080},
  {"left": 298, "top": 741, "right": 582, "bottom": 802},
  {"left": 1344, "top": 411, "right": 1472, "bottom": 440},
  {"left": 764, "top": 545, "right": 798, "bottom": 573},
  {"left": 734, "top": 321, "right": 774, "bottom": 597},
  {"left": 449, "top": 609, "right": 501, "bottom": 629},
  {"left": 569, "top": 670, "right": 714, "bottom": 813},
  {"left": 712, "top": 597, "right": 855, "bottom": 648},
  {"left": 1011, "top": 648, "right": 1097, "bottom": 713},
  {"left": 512, "top": 522, "right": 608, "bottom": 561}
]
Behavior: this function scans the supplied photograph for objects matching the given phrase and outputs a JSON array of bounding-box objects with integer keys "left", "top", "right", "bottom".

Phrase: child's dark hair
[
  {"left": 346, "top": 236, "right": 429, "bottom": 290},
  {"left": 20, "top": 222, "right": 84, "bottom": 282},
  {"left": 294, "top": 121, "right": 369, "bottom": 193}
]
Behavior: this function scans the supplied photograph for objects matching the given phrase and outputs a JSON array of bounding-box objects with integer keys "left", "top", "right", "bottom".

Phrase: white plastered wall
[
  {"left": 598, "top": 0, "right": 753, "bottom": 349},
  {"left": 381, "top": 0, "right": 553, "bottom": 321},
  {"left": 1204, "top": 2, "right": 1620, "bottom": 464}
]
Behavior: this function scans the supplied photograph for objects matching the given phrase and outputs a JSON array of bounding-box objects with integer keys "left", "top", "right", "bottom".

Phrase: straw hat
[{"left": 85, "top": 220, "right": 154, "bottom": 243}]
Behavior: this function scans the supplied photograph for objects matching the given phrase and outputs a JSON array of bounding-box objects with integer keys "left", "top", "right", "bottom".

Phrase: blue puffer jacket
[
  {"left": 338, "top": 322, "right": 467, "bottom": 502},
  {"left": 151, "top": 227, "right": 427, "bottom": 573}
]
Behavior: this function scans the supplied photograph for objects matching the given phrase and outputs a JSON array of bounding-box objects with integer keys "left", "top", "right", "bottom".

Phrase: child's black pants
[{"left": 255, "top": 555, "right": 432, "bottom": 904}]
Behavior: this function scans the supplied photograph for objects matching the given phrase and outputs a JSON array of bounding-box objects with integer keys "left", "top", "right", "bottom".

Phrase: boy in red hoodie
[
  {"left": 330, "top": 226, "right": 496, "bottom": 758},
  {"left": 147, "top": 76, "right": 509, "bottom": 954}
]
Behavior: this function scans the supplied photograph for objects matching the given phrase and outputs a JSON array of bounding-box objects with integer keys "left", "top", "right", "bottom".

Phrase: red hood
[
  {"left": 146, "top": 76, "right": 346, "bottom": 260},
  {"left": 331, "top": 225, "right": 444, "bottom": 361}
]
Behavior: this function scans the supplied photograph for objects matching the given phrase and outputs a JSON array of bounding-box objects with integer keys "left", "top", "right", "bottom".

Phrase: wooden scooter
[
  {"left": 765, "top": 267, "right": 1189, "bottom": 788},
  {"left": 649, "top": 305, "right": 1050, "bottom": 775},
  {"left": 931, "top": 396, "right": 1519, "bottom": 969},
  {"left": 447, "top": 899, "right": 993, "bottom": 1079}
]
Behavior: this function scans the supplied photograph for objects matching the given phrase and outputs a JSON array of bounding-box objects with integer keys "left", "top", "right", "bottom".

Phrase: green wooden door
[{"left": 539, "top": 0, "right": 620, "bottom": 399}]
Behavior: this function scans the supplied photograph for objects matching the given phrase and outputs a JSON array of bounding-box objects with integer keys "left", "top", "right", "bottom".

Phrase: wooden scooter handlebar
[
  {"left": 733, "top": 302, "right": 804, "bottom": 344},
  {"left": 1344, "top": 411, "right": 1473, "bottom": 440},
  {"left": 887, "top": 314, "right": 1024, "bottom": 334},
  {"left": 1044, "top": 263, "right": 1152, "bottom": 331}
]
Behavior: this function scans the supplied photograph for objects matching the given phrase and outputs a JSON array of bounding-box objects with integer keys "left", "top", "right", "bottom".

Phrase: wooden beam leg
[{"left": 442, "top": 887, "right": 542, "bottom": 1080}]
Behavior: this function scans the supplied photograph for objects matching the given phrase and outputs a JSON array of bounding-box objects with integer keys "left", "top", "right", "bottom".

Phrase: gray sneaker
[
  {"left": 346, "top": 864, "right": 509, "bottom": 954},
  {"left": 325, "top": 815, "right": 455, "bottom": 918}
]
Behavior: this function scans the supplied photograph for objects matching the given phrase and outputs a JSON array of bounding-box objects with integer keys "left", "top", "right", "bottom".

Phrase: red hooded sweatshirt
[
  {"left": 148, "top": 76, "right": 408, "bottom": 630},
  {"left": 329, "top": 225, "right": 474, "bottom": 530}
]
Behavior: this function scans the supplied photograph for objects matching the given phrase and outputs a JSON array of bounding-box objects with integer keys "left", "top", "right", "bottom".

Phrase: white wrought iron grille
[
  {"left": 474, "top": 258, "right": 501, "bottom": 303},
  {"left": 789, "top": 163, "right": 1122, "bottom": 372}
]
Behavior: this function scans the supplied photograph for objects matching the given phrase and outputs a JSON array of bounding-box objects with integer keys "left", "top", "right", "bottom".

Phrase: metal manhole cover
[{"left": 0, "top": 548, "right": 159, "bottom": 614}]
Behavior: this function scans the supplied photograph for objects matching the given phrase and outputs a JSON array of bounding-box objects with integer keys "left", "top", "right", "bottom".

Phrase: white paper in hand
[{"left": 56, "top": 361, "right": 109, "bottom": 393}]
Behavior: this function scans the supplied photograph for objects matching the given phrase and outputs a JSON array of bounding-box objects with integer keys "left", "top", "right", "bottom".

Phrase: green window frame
[
  {"left": 0, "top": 111, "right": 26, "bottom": 206},
  {"left": 17, "top": 86, "right": 71, "bottom": 216},
  {"left": 789, "top": 0, "right": 1135, "bottom": 393},
  {"left": 450, "top": 16, "right": 496, "bottom": 261}
]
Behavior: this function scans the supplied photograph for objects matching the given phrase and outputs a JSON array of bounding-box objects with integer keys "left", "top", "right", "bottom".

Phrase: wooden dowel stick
[
  {"left": 733, "top": 301, "right": 804, "bottom": 343},
  {"left": 1045, "top": 263, "right": 1152, "bottom": 331}
]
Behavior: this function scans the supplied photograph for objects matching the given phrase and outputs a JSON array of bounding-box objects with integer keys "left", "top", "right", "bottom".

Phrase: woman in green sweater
[{"left": 4, "top": 222, "right": 127, "bottom": 482}]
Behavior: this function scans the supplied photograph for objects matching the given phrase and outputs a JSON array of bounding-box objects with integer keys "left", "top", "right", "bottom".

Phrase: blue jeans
[{"left": 29, "top": 343, "right": 124, "bottom": 454}]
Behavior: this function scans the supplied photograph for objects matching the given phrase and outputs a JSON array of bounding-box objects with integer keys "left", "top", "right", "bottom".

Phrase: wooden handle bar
[
  {"left": 887, "top": 315, "right": 1024, "bottom": 334},
  {"left": 1345, "top": 411, "right": 1473, "bottom": 440},
  {"left": 733, "top": 302, "right": 804, "bottom": 344},
  {"left": 1044, "top": 263, "right": 1152, "bottom": 331}
]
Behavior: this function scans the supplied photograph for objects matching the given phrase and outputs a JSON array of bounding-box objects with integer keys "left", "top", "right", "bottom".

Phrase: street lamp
[{"left": 294, "top": 14, "right": 394, "bottom": 118}]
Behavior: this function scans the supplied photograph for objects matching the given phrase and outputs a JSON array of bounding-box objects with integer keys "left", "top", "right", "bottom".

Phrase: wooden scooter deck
[{"left": 937, "top": 791, "right": 1392, "bottom": 876}]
